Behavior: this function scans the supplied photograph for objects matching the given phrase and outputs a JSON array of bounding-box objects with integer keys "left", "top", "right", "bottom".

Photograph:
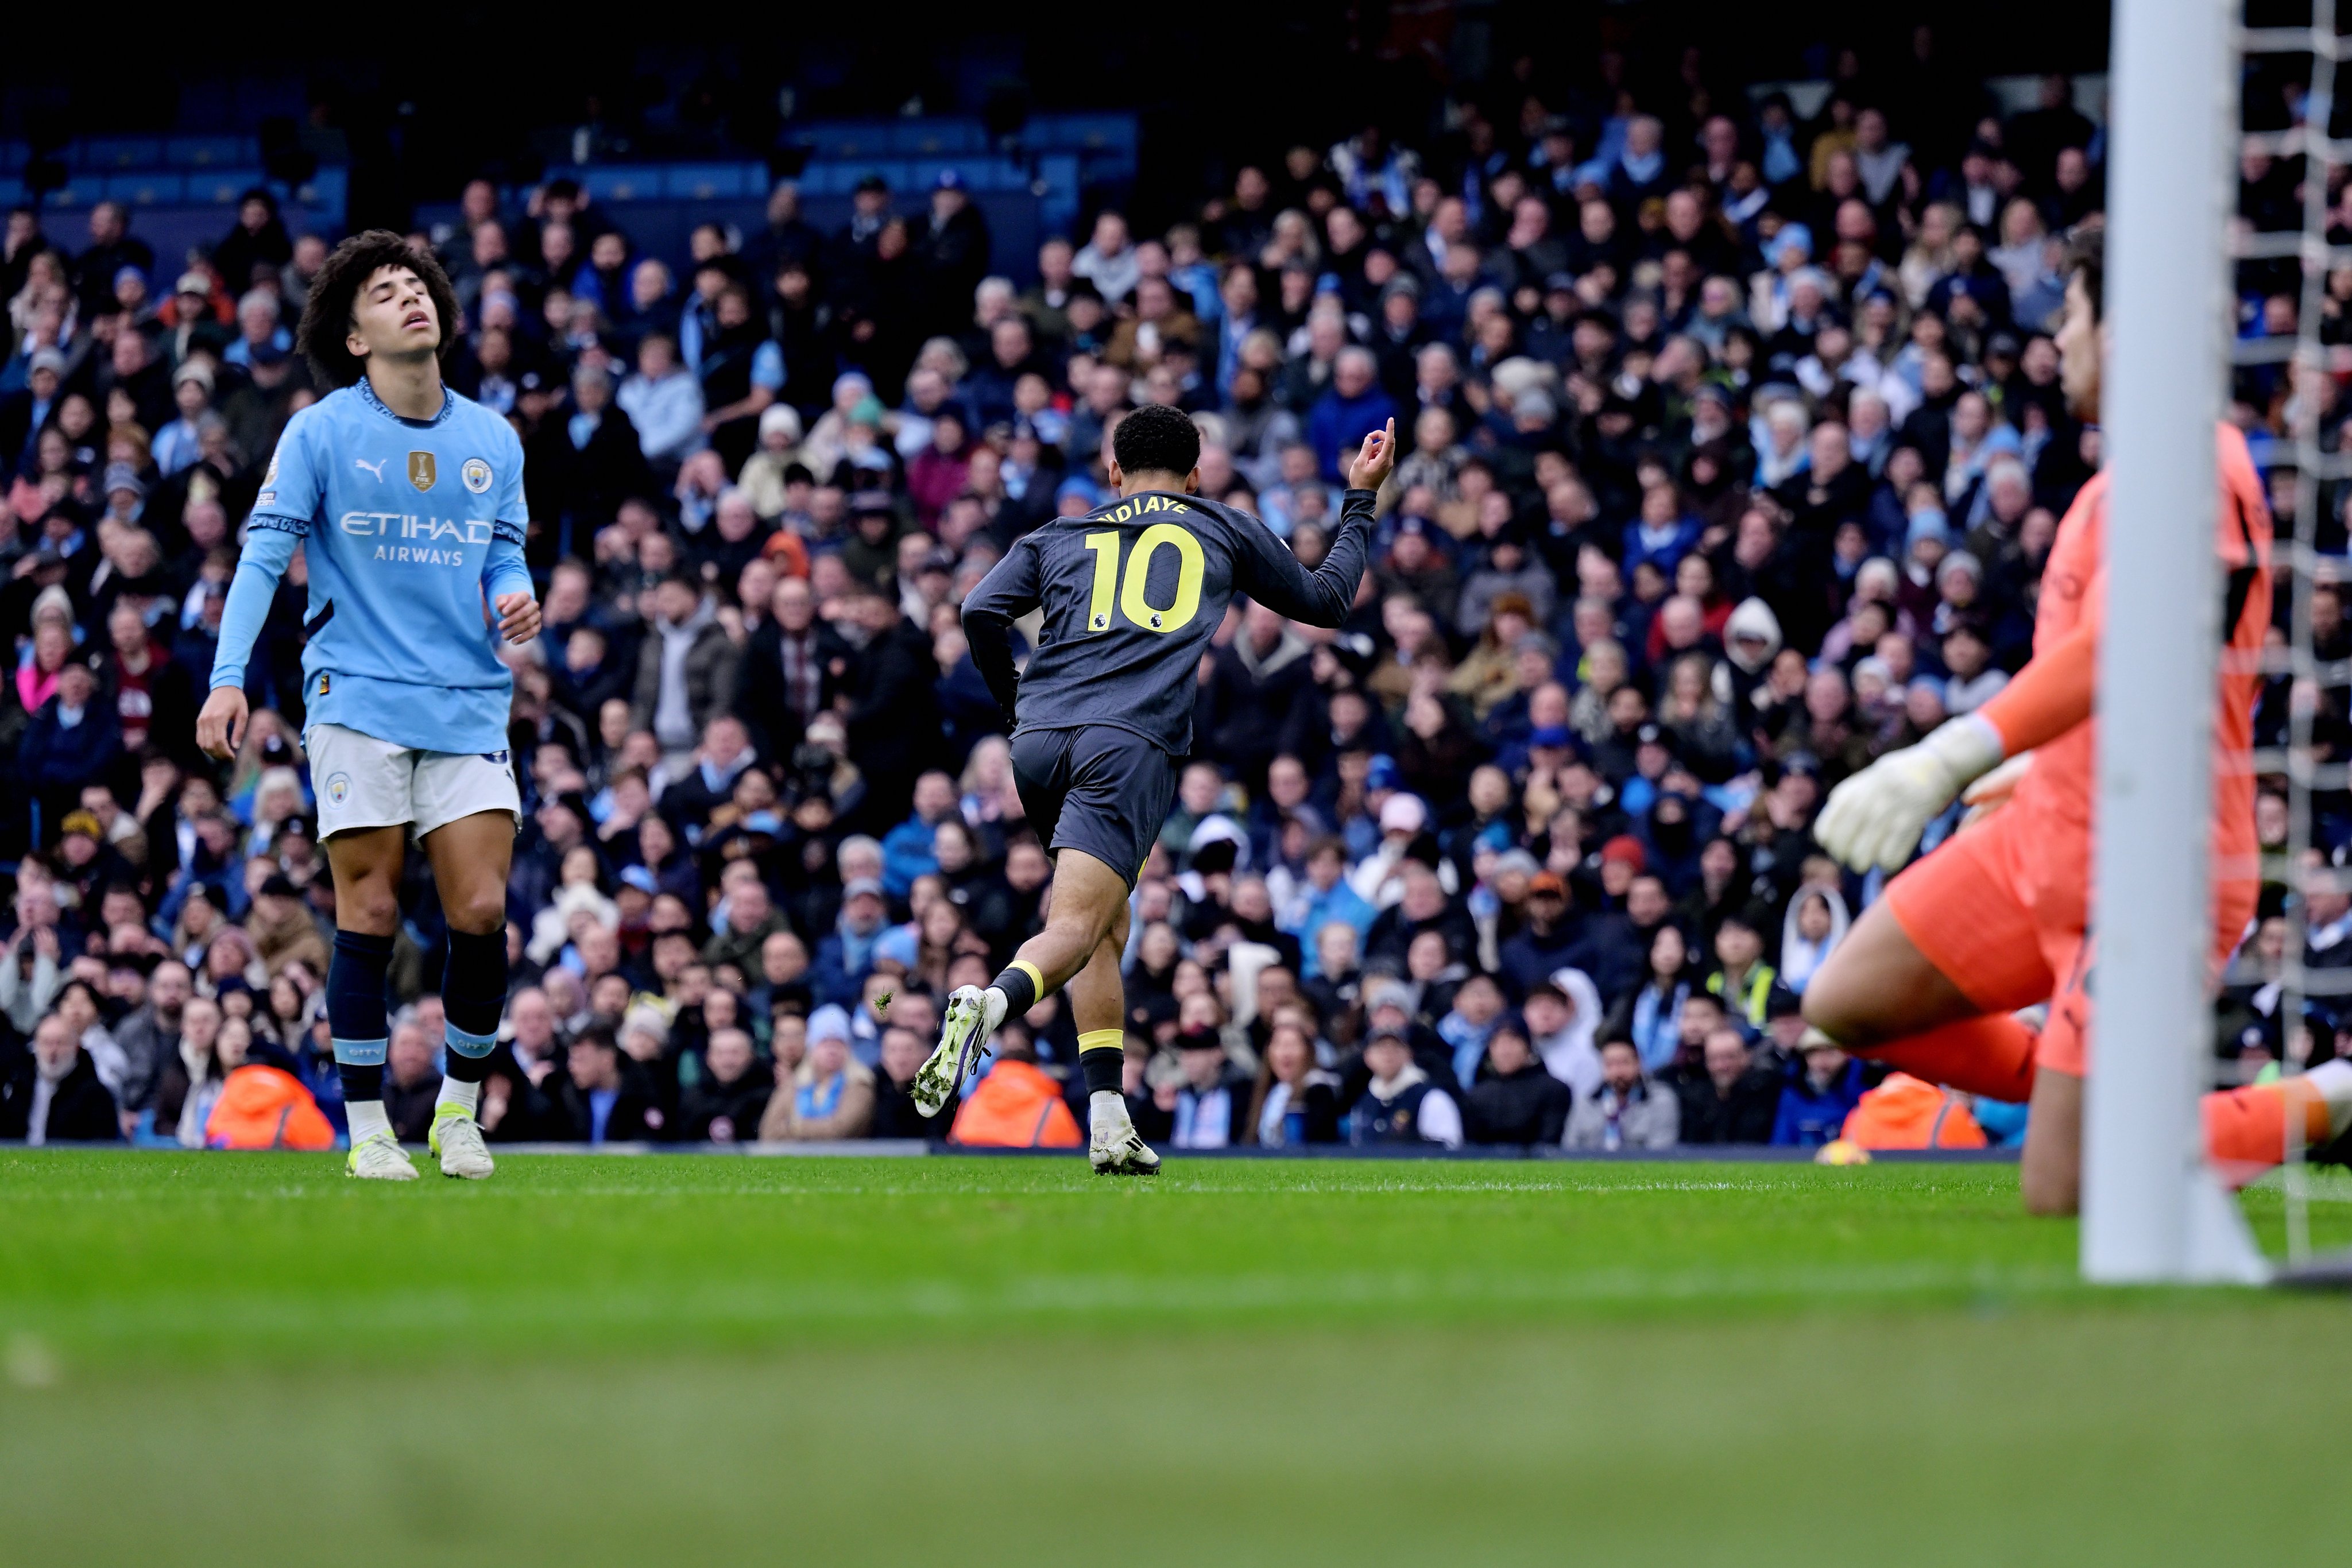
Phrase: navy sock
[
  {"left": 441, "top": 928, "right": 506, "bottom": 1084},
  {"left": 1078, "top": 1029, "right": 1126, "bottom": 1096},
  {"left": 991, "top": 959, "right": 1041, "bottom": 1020},
  {"left": 328, "top": 928, "right": 394, "bottom": 1103}
]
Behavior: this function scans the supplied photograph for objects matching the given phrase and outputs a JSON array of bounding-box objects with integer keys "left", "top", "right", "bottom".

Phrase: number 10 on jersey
[{"left": 1084, "top": 524, "right": 1205, "bottom": 634}]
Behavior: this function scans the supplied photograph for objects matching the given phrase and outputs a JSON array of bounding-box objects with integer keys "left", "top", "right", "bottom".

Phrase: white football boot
[
  {"left": 346, "top": 1129, "right": 419, "bottom": 1180},
  {"left": 429, "top": 1109, "right": 496, "bottom": 1179},
  {"left": 1089, "top": 1103, "right": 1161, "bottom": 1176},
  {"left": 913, "top": 985, "right": 1002, "bottom": 1118}
]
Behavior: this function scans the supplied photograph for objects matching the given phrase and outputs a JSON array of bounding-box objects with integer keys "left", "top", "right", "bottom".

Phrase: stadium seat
[
  {"left": 891, "top": 119, "right": 985, "bottom": 156},
  {"left": 164, "top": 135, "right": 255, "bottom": 169},
  {"left": 1027, "top": 113, "right": 1137, "bottom": 156},
  {"left": 103, "top": 173, "right": 184, "bottom": 206},
  {"left": 41, "top": 175, "right": 104, "bottom": 208},
  {"left": 581, "top": 168, "right": 657, "bottom": 204},
  {"left": 663, "top": 164, "right": 755, "bottom": 200},
  {"left": 291, "top": 167, "right": 348, "bottom": 217},
  {"left": 82, "top": 137, "right": 165, "bottom": 171},
  {"left": 184, "top": 169, "right": 265, "bottom": 206}
]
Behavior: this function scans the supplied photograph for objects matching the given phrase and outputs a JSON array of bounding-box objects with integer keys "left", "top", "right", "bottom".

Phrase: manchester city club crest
[
  {"left": 325, "top": 772, "right": 352, "bottom": 806},
  {"left": 462, "top": 457, "right": 493, "bottom": 494},
  {"left": 408, "top": 451, "right": 437, "bottom": 491}
]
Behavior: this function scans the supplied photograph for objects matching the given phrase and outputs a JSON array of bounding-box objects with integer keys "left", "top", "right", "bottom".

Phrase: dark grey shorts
[{"left": 1009, "top": 725, "right": 1178, "bottom": 889}]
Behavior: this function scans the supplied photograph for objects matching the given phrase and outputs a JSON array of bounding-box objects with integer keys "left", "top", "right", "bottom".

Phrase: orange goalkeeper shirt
[{"left": 1994, "top": 424, "right": 2272, "bottom": 933}]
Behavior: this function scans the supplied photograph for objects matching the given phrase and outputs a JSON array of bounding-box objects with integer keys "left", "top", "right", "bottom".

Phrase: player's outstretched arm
[
  {"left": 1236, "top": 420, "right": 1392, "bottom": 629},
  {"left": 1972, "top": 619, "right": 2096, "bottom": 756},
  {"left": 199, "top": 524, "right": 301, "bottom": 760},
  {"left": 1816, "top": 589, "right": 2100, "bottom": 874}
]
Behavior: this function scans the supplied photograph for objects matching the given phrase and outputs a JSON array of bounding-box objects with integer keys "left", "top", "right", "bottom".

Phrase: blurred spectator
[
  {"left": 949, "top": 1024, "right": 1082, "bottom": 1147},
  {"left": 1349, "top": 1023, "right": 1463, "bottom": 1148},
  {"left": 759, "top": 1006, "right": 872, "bottom": 1140},
  {"left": 1169, "top": 1025, "right": 1251, "bottom": 1148},
  {"left": 1244, "top": 1020, "right": 1343, "bottom": 1145},
  {"left": 1563, "top": 1037, "right": 1681, "bottom": 1151},
  {"left": 1463, "top": 1017, "right": 1573, "bottom": 1145},
  {"left": 679, "top": 1030, "right": 770, "bottom": 1144},
  {"left": 1676, "top": 1026, "right": 1781, "bottom": 1145},
  {"left": 617, "top": 331, "right": 705, "bottom": 473},
  {"left": 0, "top": 1012, "right": 119, "bottom": 1143},
  {"left": 556, "top": 1024, "right": 664, "bottom": 1144},
  {"left": 1773, "top": 1035, "right": 1869, "bottom": 1147}
]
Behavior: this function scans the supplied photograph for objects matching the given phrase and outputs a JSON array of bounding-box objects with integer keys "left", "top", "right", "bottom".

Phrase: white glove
[{"left": 1814, "top": 714, "right": 2006, "bottom": 873}]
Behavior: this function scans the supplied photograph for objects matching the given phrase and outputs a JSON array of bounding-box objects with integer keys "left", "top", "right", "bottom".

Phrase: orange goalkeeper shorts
[
  {"left": 1883, "top": 806, "right": 2055, "bottom": 1018},
  {"left": 1886, "top": 808, "right": 2257, "bottom": 1077}
]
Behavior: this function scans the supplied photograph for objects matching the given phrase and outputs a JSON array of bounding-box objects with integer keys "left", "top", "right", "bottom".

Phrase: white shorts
[{"left": 307, "top": 723, "right": 521, "bottom": 841}]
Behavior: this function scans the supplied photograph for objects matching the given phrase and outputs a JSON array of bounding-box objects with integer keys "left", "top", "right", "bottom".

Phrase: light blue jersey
[{"left": 210, "top": 377, "right": 535, "bottom": 754}]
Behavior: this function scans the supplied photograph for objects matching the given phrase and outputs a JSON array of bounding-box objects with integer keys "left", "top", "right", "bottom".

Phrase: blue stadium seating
[
  {"left": 39, "top": 176, "right": 106, "bottom": 210},
  {"left": 663, "top": 164, "right": 753, "bottom": 201},
  {"left": 82, "top": 137, "right": 167, "bottom": 171},
  {"left": 180, "top": 169, "right": 265, "bottom": 206},
  {"left": 164, "top": 135, "right": 257, "bottom": 169},
  {"left": 0, "top": 110, "right": 1123, "bottom": 260},
  {"left": 103, "top": 173, "right": 185, "bottom": 206}
]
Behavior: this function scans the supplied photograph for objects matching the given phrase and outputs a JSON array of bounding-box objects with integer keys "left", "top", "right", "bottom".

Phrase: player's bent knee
[
  {"left": 1799, "top": 958, "right": 1870, "bottom": 1047},
  {"left": 445, "top": 892, "right": 507, "bottom": 936},
  {"left": 331, "top": 873, "right": 401, "bottom": 935}
]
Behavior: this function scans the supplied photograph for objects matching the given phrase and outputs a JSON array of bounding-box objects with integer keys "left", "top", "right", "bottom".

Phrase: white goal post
[{"left": 2084, "top": 0, "right": 2269, "bottom": 1283}]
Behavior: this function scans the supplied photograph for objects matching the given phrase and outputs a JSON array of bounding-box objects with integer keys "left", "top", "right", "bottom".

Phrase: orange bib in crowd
[
  {"left": 949, "top": 1060, "right": 1082, "bottom": 1148},
  {"left": 1838, "top": 1073, "right": 1987, "bottom": 1151},
  {"left": 204, "top": 1065, "right": 337, "bottom": 1151}
]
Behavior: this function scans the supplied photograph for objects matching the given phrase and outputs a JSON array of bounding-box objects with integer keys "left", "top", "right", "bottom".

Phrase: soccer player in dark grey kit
[{"left": 920, "top": 403, "right": 1396, "bottom": 1171}]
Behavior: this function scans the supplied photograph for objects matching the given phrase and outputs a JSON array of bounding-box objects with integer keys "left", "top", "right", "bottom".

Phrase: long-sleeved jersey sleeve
[
  {"left": 482, "top": 535, "right": 535, "bottom": 606},
  {"left": 210, "top": 525, "right": 301, "bottom": 691},
  {"left": 1231, "top": 486, "right": 1376, "bottom": 628},
  {"left": 961, "top": 536, "right": 1043, "bottom": 726},
  {"left": 482, "top": 427, "right": 536, "bottom": 605},
  {"left": 215, "top": 415, "right": 322, "bottom": 691}
]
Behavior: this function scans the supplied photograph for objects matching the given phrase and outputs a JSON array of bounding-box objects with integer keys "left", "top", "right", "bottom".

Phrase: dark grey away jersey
[{"left": 962, "top": 487, "right": 1376, "bottom": 755}]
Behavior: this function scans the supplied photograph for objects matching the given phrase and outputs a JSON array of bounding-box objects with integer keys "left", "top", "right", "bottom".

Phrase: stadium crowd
[{"left": 0, "top": 41, "right": 2314, "bottom": 1153}]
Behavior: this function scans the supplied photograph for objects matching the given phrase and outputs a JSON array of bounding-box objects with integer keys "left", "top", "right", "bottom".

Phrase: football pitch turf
[{"left": 3, "top": 1151, "right": 2347, "bottom": 1565}]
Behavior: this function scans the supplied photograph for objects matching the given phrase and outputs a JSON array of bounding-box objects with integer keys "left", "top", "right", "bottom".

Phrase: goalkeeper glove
[{"left": 1814, "top": 713, "right": 2006, "bottom": 873}]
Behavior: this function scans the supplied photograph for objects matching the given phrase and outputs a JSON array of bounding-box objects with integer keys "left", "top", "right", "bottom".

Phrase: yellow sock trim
[
  {"left": 1077, "top": 1029, "right": 1125, "bottom": 1056},
  {"left": 1009, "top": 958, "right": 1046, "bottom": 996}
]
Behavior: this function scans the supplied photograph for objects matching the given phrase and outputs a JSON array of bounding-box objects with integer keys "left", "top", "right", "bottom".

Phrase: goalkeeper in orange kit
[{"left": 1802, "top": 230, "right": 2352, "bottom": 1212}]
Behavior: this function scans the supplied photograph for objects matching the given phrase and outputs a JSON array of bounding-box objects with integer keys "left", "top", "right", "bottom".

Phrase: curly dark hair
[
  {"left": 1111, "top": 402, "right": 1201, "bottom": 480},
  {"left": 2063, "top": 220, "right": 2104, "bottom": 323},
  {"left": 295, "top": 229, "right": 461, "bottom": 389}
]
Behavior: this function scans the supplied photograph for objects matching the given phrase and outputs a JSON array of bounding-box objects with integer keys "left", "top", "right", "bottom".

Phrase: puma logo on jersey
[{"left": 354, "top": 457, "right": 387, "bottom": 481}]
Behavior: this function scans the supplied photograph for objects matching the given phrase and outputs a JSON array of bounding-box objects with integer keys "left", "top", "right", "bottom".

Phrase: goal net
[{"left": 2087, "top": 0, "right": 2349, "bottom": 1281}]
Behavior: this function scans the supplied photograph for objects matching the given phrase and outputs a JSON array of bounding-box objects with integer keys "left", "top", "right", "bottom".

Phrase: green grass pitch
[{"left": 3, "top": 1149, "right": 2347, "bottom": 1566}]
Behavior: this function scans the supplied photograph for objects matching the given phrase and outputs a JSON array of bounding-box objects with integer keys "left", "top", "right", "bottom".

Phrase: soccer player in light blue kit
[{"left": 198, "top": 231, "right": 540, "bottom": 1181}]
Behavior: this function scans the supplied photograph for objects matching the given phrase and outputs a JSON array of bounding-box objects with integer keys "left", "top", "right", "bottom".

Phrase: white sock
[
  {"left": 436, "top": 1078, "right": 481, "bottom": 1117},
  {"left": 2308, "top": 1059, "right": 2352, "bottom": 1139},
  {"left": 1090, "top": 1090, "right": 1131, "bottom": 1135},
  {"left": 981, "top": 986, "right": 1010, "bottom": 1030},
  {"left": 347, "top": 1100, "right": 392, "bottom": 1144}
]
